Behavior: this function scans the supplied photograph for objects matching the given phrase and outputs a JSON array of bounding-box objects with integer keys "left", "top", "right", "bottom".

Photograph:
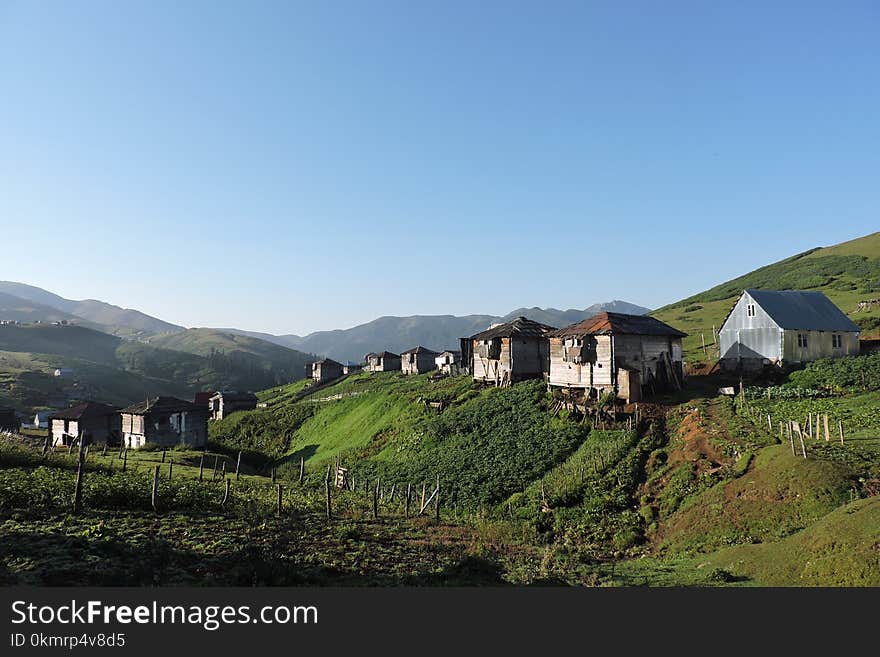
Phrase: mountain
[
  {"left": 0, "top": 281, "right": 183, "bottom": 338},
  {"left": 247, "top": 301, "right": 652, "bottom": 363},
  {"left": 0, "top": 323, "right": 313, "bottom": 413},
  {"left": 652, "top": 231, "right": 880, "bottom": 361},
  {"left": 147, "top": 328, "right": 315, "bottom": 383}
]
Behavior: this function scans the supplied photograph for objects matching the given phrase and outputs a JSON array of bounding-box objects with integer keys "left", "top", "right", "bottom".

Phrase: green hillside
[
  {"left": 653, "top": 231, "right": 880, "bottom": 362},
  {"left": 0, "top": 324, "right": 312, "bottom": 413},
  {"left": 148, "top": 328, "right": 315, "bottom": 385}
]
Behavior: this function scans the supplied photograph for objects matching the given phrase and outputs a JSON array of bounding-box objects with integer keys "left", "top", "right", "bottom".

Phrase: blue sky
[{"left": 1, "top": 1, "right": 878, "bottom": 335}]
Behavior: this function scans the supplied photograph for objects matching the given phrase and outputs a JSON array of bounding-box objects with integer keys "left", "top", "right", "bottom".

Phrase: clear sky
[{"left": 1, "top": 1, "right": 878, "bottom": 335}]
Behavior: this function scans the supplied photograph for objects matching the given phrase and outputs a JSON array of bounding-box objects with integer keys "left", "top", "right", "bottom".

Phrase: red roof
[{"left": 551, "top": 312, "right": 687, "bottom": 338}]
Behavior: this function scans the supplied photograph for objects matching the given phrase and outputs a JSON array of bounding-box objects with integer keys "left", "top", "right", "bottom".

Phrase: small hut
[
  {"left": 208, "top": 391, "right": 258, "bottom": 421},
  {"left": 400, "top": 346, "right": 439, "bottom": 375},
  {"left": 49, "top": 401, "right": 121, "bottom": 447},
  {"left": 309, "top": 359, "right": 344, "bottom": 384},
  {"left": 366, "top": 351, "right": 402, "bottom": 372},
  {"left": 435, "top": 350, "right": 462, "bottom": 375},
  {"left": 120, "top": 396, "right": 209, "bottom": 449}
]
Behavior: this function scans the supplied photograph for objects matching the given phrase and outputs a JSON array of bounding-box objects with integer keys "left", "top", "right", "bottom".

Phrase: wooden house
[
  {"left": 0, "top": 406, "right": 19, "bottom": 432},
  {"left": 308, "top": 358, "right": 344, "bottom": 384},
  {"left": 49, "top": 401, "right": 121, "bottom": 447},
  {"left": 208, "top": 391, "right": 258, "bottom": 421},
  {"left": 470, "top": 317, "right": 555, "bottom": 385},
  {"left": 400, "top": 346, "right": 439, "bottom": 375},
  {"left": 366, "top": 351, "right": 402, "bottom": 372},
  {"left": 719, "top": 289, "right": 860, "bottom": 370},
  {"left": 548, "top": 312, "right": 687, "bottom": 403},
  {"left": 120, "top": 396, "right": 209, "bottom": 449},
  {"left": 435, "top": 350, "right": 462, "bottom": 375},
  {"left": 343, "top": 362, "right": 363, "bottom": 375}
]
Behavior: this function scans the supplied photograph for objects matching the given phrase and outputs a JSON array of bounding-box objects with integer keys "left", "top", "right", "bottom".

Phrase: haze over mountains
[{"left": 0, "top": 280, "right": 650, "bottom": 362}]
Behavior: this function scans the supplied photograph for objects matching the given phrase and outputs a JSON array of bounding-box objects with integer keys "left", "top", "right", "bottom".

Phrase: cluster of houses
[
  {"left": 307, "top": 289, "right": 862, "bottom": 405},
  {"left": 2, "top": 288, "right": 861, "bottom": 450},
  {"left": 20, "top": 390, "right": 260, "bottom": 451}
]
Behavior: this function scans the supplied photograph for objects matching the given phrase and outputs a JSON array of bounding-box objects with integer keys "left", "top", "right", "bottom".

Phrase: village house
[
  {"left": 120, "top": 396, "right": 209, "bottom": 449},
  {"left": 719, "top": 289, "right": 860, "bottom": 370},
  {"left": 549, "top": 312, "right": 687, "bottom": 403},
  {"left": 343, "top": 361, "right": 363, "bottom": 375},
  {"left": 0, "top": 406, "right": 19, "bottom": 432},
  {"left": 49, "top": 401, "right": 121, "bottom": 447},
  {"left": 208, "top": 391, "right": 258, "bottom": 421},
  {"left": 469, "top": 317, "right": 556, "bottom": 385},
  {"left": 435, "top": 350, "right": 461, "bottom": 375},
  {"left": 309, "top": 358, "right": 344, "bottom": 384},
  {"left": 193, "top": 391, "right": 216, "bottom": 409},
  {"left": 366, "top": 351, "right": 402, "bottom": 372},
  {"left": 400, "top": 346, "right": 439, "bottom": 375}
]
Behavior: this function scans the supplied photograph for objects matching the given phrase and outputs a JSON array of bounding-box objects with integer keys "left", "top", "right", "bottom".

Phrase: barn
[
  {"left": 718, "top": 289, "right": 860, "bottom": 370},
  {"left": 366, "top": 351, "right": 402, "bottom": 372},
  {"left": 0, "top": 406, "right": 19, "bottom": 432},
  {"left": 549, "top": 312, "right": 686, "bottom": 403},
  {"left": 120, "top": 396, "right": 209, "bottom": 449},
  {"left": 400, "top": 346, "right": 439, "bottom": 375},
  {"left": 435, "top": 350, "right": 462, "bottom": 375},
  {"left": 49, "top": 401, "right": 121, "bottom": 447},
  {"left": 469, "top": 317, "right": 555, "bottom": 386}
]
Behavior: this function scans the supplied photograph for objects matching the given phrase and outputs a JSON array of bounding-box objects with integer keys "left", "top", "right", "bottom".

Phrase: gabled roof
[
  {"left": 310, "top": 358, "right": 343, "bottom": 367},
  {"left": 49, "top": 401, "right": 119, "bottom": 421},
  {"left": 120, "top": 396, "right": 204, "bottom": 415},
  {"left": 551, "top": 312, "right": 687, "bottom": 338},
  {"left": 400, "top": 346, "right": 439, "bottom": 355},
  {"left": 369, "top": 351, "right": 400, "bottom": 360},
  {"left": 470, "top": 317, "right": 556, "bottom": 341},
  {"left": 743, "top": 289, "right": 859, "bottom": 332},
  {"left": 437, "top": 350, "right": 461, "bottom": 357},
  {"left": 193, "top": 391, "right": 216, "bottom": 406}
]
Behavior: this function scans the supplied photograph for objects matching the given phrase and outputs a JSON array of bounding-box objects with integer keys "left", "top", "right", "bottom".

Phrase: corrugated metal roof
[
  {"left": 50, "top": 401, "right": 119, "bottom": 421},
  {"left": 551, "top": 312, "right": 687, "bottom": 338},
  {"left": 470, "top": 316, "right": 556, "bottom": 341},
  {"left": 746, "top": 289, "right": 860, "bottom": 332}
]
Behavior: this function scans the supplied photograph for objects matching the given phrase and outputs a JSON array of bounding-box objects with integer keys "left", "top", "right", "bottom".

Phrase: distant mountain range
[
  {"left": 221, "top": 300, "right": 652, "bottom": 362},
  {"left": 0, "top": 280, "right": 651, "bottom": 363}
]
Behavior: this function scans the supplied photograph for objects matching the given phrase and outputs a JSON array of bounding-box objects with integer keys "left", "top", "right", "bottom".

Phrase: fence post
[
  {"left": 122, "top": 449, "right": 127, "bottom": 472},
  {"left": 435, "top": 475, "right": 440, "bottom": 522},
  {"left": 405, "top": 483, "right": 411, "bottom": 518},
  {"left": 168, "top": 458, "right": 173, "bottom": 480},
  {"left": 373, "top": 479, "right": 379, "bottom": 520},
  {"left": 199, "top": 454, "right": 204, "bottom": 481},
  {"left": 325, "top": 466, "right": 332, "bottom": 521},
  {"left": 72, "top": 447, "right": 85, "bottom": 514},
  {"left": 236, "top": 451, "right": 242, "bottom": 480},
  {"left": 277, "top": 484, "right": 283, "bottom": 517},
  {"left": 839, "top": 421, "right": 844, "bottom": 445},
  {"left": 162, "top": 449, "right": 166, "bottom": 463},
  {"left": 222, "top": 478, "right": 230, "bottom": 507},
  {"left": 151, "top": 466, "right": 160, "bottom": 513}
]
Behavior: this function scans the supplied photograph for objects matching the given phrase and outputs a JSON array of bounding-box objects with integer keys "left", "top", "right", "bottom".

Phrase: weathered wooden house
[
  {"left": 549, "top": 312, "right": 686, "bottom": 403},
  {"left": 208, "top": 391, "right": 258, "bottom": 421},
  {"left": 0, "top": 406, "right": 19, "bottom": 432},
  {"left": 49, "top": 401, "right": 121, "bottom": 447},
  {"left": 470, "top": 317, "right": 555, "bottom": 385},
  {"left": 400, "top": 346, "right": 439, "bottom": 375},
  {"left": 309, "top": 358, "right": 345, "bottom": 384},
  {"left": 435, "top": 350, "right": 462, "bottom": 375},
  {"left": 366, "top": 351, "right": 402, "bottom": 372},
  {"left": 719, "top": 289, "right": 860, "bottom": 370},
  {"left": 120, "top": 396, "right": 209, "bottom": 449}
]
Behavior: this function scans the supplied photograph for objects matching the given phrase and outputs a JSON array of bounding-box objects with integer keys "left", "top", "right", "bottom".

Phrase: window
[
  {"left": 746, "top": 303, "right": 756, "bottom": 317},
  {"left": 832, "top": 334, "right": 842, "bottom": 349},
  {"left": 797, "top": 333, "right": 808, "bottom": 348}
]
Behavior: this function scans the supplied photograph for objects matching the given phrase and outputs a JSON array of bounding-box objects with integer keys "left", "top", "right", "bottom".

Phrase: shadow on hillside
[
  {"left": 281, "top": 444, "right": 319, "bottom": 465},
  {"left": 0, "top": 526, "right": 515, "bottom": 586}
]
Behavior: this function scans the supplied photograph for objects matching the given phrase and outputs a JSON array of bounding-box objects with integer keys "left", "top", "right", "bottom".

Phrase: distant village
[{"left": 0, "top": 288, "right": 862, "bottom": 451}]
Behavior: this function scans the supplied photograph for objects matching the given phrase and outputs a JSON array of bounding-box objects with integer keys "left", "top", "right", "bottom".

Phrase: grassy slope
[
  {"left": 652, "top": 231, "right": 880, "bottom": 361},
  {"left": 0, "top": 325, "right": 312, "bottom": 413}
]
